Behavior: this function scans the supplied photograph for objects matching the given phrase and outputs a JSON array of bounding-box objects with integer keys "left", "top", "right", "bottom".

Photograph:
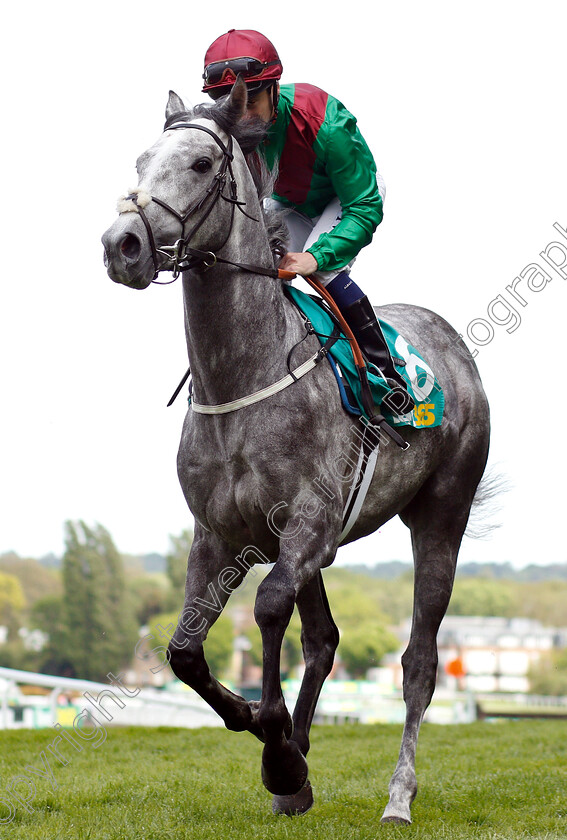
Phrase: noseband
[{"left": 121, "top": 120, "right": 267, "bottom": 283}]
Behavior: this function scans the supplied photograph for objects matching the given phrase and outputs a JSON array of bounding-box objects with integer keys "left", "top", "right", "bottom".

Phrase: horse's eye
[{"left": 192, "top": 159, "right": 212, "bottom": 174}]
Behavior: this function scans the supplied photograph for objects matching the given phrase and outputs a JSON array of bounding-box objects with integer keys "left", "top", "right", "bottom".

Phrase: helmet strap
[{"left": 269, "top": 81, "right": 280, "bottom": 124}]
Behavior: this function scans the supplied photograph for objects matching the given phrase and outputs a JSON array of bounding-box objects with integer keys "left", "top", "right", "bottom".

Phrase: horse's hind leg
[
  {"left": 271, "top": 571, "right": 339, "bottom": 815},
  {"left": 381, "top": 478, "right": 478, "bottom": 825},
  {"left": 290, "top": 571, "right": 339, "bottom": 756}
]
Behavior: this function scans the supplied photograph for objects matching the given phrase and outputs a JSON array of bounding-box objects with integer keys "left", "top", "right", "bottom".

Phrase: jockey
[{"left": 202, "top": 29, "right": 413, "bottom": 412}]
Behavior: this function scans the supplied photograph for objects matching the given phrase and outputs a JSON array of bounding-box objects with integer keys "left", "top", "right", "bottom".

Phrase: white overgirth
[{"left": 190, "top": 350, "right": 322, "bottom": 415}]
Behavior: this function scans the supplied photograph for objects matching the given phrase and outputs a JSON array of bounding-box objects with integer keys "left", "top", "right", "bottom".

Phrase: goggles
[{"left": 203, "top": 57, "right": 280, "bottom": 87}]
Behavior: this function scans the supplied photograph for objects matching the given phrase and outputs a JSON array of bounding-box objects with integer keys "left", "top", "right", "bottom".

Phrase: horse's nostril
[{"left": 120, "top": 233, "right": 141, "bottom": 260}]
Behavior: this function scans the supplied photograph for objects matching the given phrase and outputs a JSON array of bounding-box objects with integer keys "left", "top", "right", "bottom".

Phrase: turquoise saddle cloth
[{"left": 286, "top": 286, "right": 445, "bottom": 429}]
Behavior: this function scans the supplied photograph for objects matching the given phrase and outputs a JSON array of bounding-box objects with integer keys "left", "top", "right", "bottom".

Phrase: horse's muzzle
[{"left": 101, "top": 216, "right": 154, "bottom": 289}]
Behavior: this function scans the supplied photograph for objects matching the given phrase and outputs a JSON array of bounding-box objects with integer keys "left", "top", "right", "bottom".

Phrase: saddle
[
  {"left": 167, "top": 275, "right": 444, "bottom": 451},
  {"left": 284, "top": 282, "right": 445, "bottom": 433}
]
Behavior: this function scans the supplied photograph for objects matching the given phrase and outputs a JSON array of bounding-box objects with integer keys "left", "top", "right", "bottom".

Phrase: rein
[{"left": 124, "top": 119, "right": 408, "bottom": 449}]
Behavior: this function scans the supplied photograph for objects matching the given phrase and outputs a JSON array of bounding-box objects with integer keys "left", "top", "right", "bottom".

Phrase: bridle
[
  {"left": 119, "top": 117, "right": 410, "bottom": 449},
  {"left": 120, "top": 120, "right": 280, "bottom": 283}
]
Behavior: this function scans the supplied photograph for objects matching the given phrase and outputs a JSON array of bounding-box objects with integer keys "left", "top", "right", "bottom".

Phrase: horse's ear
[
  {"left": 216, "top": 75, "right": 248, "bottom": 127},
  {"left": 230, "top": 75, "right": 249, "bottom": 118},
  {"left": 166, "top": 90, "right": 186, "bottom": 121}
]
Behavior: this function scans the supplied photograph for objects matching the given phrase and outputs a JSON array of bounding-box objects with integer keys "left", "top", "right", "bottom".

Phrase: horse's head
[{"left": 102, "top": 78, "right": 259, "bottom": 290}]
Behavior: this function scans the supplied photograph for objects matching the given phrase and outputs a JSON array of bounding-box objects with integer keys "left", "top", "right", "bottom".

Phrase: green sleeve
[{"left": 307, "top": 106, "right": 384, "bottom": 272}]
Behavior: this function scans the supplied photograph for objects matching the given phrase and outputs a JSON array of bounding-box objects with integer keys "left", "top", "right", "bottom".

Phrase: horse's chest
[
  {"left": 177, "top": 410, "right": 334, "bottom": 546},
  {"left": 179, "top": 450, "right": 269, "bottom": 541}
]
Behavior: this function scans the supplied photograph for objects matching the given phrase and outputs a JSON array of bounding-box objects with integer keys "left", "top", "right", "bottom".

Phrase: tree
[
  {"left": 165, "top": 529, "right": 193, "bottom": 594},
  {"left": 201, "top": 614, "right": 234, "bottom": 677},
  {"left": 529, "top": 648, "right": 567, "bottom": 696},
  {"left": 0, "top": 554, "right": 62, "bottom": 608},
  {"left": 325, "top": 573, "right": 400, "bottom": 677},
  {"left": 338, "top": 620, "right": 399, "bottom": 678},
  {"left": 61, "top": 521, "right": 138, "bottom": 681},
  {"left": 373, "top": 572, "right": 415, "bottom": 625},
  {"left": 236, "top": 569, "right": 402, "bottom": 680},
  {"left": 149, "top": 610, "right": 234, "bottom": 678},
  {"left": 129, "top": 575, "right": 171, "bottom": 626},
  {"left": 447, "top": 578, "right": 517, "bottom": 617},
  {"left": 0, "top": 571, "right": 26, "bottom": 637},
  {"left": 516, "top": 581, "right": 567, "bottom": 627},
  {"left": 29, "top": 594, "right": 76, "bottom": 676}
]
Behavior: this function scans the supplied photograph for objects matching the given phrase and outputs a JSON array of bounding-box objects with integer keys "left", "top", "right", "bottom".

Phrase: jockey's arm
[
  {"left": 305, "top": 112, "right": 384, "bottom": 274},
  {"left": 279, "top": 251, "right": 318, "bottom": 276}
]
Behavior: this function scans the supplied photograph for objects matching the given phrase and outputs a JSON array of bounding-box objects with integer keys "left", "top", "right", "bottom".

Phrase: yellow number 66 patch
[{"left": 414, "top": 403, "right": 436, "bottom": 427}]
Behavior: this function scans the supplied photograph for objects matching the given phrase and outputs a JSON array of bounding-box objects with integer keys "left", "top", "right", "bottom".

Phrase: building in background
[{"left": 387, "top": 616, "right": 567, "bottom": 693}]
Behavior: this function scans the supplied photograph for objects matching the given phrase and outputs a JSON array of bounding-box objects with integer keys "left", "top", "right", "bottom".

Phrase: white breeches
[{"left": 266, "top": 197, "right": 353, "bottom": 284}]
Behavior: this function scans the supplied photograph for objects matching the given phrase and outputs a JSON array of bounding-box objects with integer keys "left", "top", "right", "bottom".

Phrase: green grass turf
[{"left": 0, "top": 721, "right": 566, "bottom": 839}]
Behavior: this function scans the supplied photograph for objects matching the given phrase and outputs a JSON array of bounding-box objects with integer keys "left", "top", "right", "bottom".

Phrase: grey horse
[{"left": 102, "top": 78, "right": 490, "bottom": 824}]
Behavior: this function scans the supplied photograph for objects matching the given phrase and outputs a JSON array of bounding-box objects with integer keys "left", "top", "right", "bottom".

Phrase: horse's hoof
[
  {"left": 261, "top": 740, "right": 308, "bottom": 795},
  {"left": 272, "top": 779, "right": 314, "bottom": 815},
  {"left": 381, "top": 789, "right": 414, "bottom": 824},
  {"left": 380, "top": 815, "right": 412, "bottom": 825}
]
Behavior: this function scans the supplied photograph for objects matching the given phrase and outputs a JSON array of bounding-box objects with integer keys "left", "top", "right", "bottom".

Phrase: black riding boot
[{"left": 342, "top": 295, "right": 415, "bottom": 414}]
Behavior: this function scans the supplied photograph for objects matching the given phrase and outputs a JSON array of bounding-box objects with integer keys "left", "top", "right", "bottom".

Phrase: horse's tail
[{"left": 464, "top": 464, "right": 510, "bottom": 539}]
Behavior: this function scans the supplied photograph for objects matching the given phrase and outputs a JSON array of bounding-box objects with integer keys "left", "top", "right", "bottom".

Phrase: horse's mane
[{"left": 165, "top": 102, "right": 288, "bottom": 262}]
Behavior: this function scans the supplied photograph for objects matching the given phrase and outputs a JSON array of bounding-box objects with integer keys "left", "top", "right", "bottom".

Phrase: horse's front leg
[
  {"left": 270, "top": 571, "right": 339, "bottom": 815},
  {"left": 166, "top": 527, "right": 258, "bottom": 736},
  {"left": 253, "top": 533, "right": 337, "bottom": 798}
]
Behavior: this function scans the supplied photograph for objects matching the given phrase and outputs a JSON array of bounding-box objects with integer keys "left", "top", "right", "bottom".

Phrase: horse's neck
[{"left": 183, "top": 252, "right": 294, "bottom": 406}]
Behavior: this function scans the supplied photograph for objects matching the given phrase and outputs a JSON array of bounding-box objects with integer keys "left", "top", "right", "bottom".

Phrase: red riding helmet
[{"left": 202, "top": 29, "right": 283, "bottom": 98}]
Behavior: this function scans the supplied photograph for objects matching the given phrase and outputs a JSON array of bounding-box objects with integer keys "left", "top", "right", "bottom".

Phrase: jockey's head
[{"left": 202, "top": 29, "right": 282, "bottom": 122}]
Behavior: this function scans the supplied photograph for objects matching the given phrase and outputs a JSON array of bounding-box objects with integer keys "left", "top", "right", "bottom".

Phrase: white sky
[{"left": 1, "top": 2, "right": 566, "bottom": 569}]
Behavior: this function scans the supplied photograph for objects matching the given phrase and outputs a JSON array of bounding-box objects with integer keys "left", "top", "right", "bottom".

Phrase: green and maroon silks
[{"left": 261, "top": 83, "right": 384, "bottom": 272}]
